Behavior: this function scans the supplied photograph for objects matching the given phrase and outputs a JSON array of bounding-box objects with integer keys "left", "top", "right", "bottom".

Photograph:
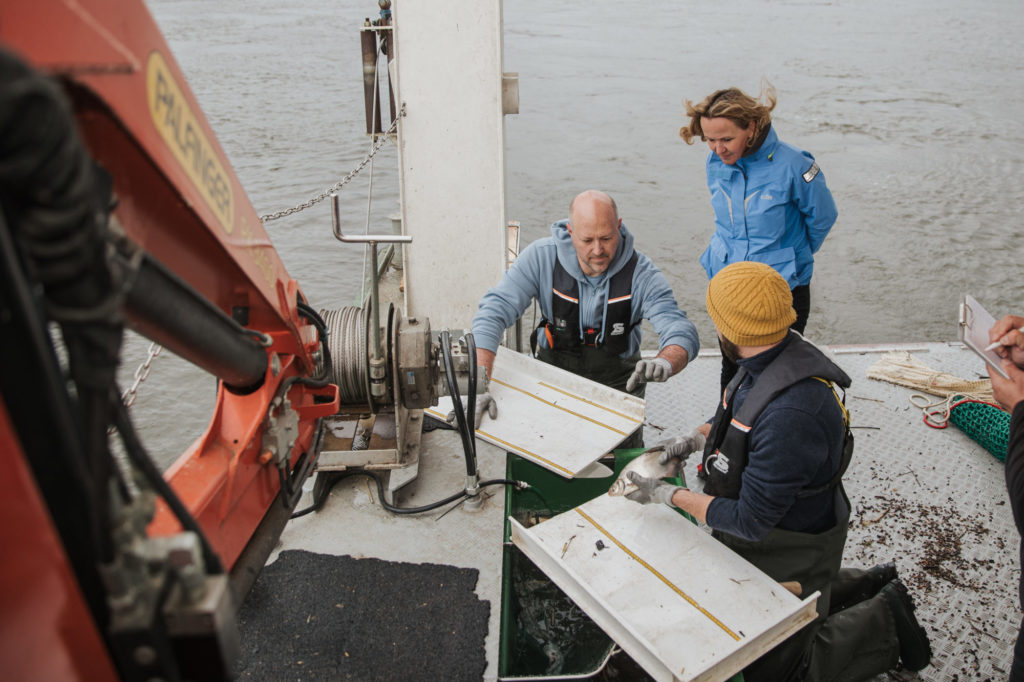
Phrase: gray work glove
[
  {"left": 654, "top": 429, "right": 706, "bottom": 466},
  {"left": 446, "top": 392, "right": 498, "bottom": 429},
  {"left": 625, "top": 472, "right": 683, "bottom": 506},
  {"left": 625, "top": 357, "right": 673, "bottom": 393}
]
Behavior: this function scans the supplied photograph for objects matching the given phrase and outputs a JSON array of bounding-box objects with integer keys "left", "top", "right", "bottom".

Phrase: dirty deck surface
[
  {"left": 261, "top": 342, "right": 1018, "bottom": 681},
  {"left": 647, "top": 342, "right": 1019, "bottom": 681}
]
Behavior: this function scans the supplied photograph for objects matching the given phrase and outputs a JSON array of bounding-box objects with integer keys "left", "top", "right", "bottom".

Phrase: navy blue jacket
[{"left": 705, "top": 336, "right": 846, "bottom": 541}]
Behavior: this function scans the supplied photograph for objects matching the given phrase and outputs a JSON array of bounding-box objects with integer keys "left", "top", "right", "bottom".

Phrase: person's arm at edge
[
  {"left": 989, "top": 314, "right": 1024, "bottom": 363},
  {"left": 666, "top": 487, "right": 713, "bottom": 524},
  {"left": 471, "top": 240, "right": 550, "bottom": 362},
  {"left": 991, "top": 356, "right": 1024, "bottom": 413},
  {"left": 655, "top": 344, "right": 689, "bottom": 376},
  {"left": 793, "top": 153, "right": 838, "bottom": 254},
  {"left": 476, "top": 348, "right": 496, "bottom": 378},
  {"left": 994, "top": 363, "right": 1024, "bottom": 537}
]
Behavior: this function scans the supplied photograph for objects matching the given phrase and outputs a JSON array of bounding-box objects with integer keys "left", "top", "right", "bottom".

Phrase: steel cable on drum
[{"left": 320, "top": 306, "right": 369, "bottom": 404}]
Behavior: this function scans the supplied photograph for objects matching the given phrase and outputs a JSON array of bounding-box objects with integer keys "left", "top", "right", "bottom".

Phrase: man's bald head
[
  {"left": 569, "top": 190, "right": 618, "bottom": 224},
  {"left": 566, "top": 190, "right": 622, "bottom": 276}
]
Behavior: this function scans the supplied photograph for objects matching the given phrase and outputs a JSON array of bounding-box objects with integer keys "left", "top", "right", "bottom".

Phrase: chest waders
[
  {"left": 715, "top": 487, "right": 851, "bottom": 682},
  {"left": 532, "top": 253, "right": 643, "bottom": 446},
  {"left": 700, "top": 334, "right": 853, "bottom": 611},
  {"left": 530, "top": 252, "right": 641, "bottom": 390},
  {"left": 700, "top": 334, "right": 853, "bottom": 500},
  {"left": 700, "top": 334, "right": 856, "bottom": 680}
]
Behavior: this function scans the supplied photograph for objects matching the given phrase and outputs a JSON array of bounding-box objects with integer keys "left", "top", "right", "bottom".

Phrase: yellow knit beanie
[{"left": 706, "top": 261, "right": 796, "bottom": 346}]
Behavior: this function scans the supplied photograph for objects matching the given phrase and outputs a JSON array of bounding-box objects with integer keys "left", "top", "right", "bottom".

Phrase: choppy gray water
[{"left": 135, "top": 0, "right": 1024, "bottom": 463}]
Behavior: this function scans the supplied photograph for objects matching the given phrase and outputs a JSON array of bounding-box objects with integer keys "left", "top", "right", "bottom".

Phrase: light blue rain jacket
[{"left": 700, "top": 126, "right": 838, "bottom": 288}]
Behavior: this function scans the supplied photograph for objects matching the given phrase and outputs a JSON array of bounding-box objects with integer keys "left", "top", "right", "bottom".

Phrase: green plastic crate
[{"left": 498, "top": 449, "right": 741, "bottom": 681}]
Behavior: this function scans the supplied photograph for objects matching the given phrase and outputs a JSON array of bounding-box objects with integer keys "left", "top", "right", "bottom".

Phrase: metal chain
[
  {"left": 121, "top": 342, "right": 163, "bottom": 409},
  {"left": 110, "top": 106, "right": 402, "bottom": 412},
  {"left": 259, "top": 105, "right": 405, "bottom": 223}
]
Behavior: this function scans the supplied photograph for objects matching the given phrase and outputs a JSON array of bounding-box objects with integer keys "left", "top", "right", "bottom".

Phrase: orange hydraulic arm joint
[
  {"left": 0, "top": 0, "right": 339, "bottom": 680},
  {"left": 0, "top": 0, "right": 340, "bottom": 557}
]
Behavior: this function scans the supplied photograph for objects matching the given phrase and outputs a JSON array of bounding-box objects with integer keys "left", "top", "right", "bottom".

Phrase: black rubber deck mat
[{"left": 234, "top": 550, "right": 489, "bottom": 681}]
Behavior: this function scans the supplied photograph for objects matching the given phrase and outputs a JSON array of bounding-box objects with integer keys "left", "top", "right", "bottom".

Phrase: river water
[{"left": 134, "top": 0, "right": 1024, "bottom": 464}]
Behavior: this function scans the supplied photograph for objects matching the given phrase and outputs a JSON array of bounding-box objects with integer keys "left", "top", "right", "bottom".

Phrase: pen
[{"left": 984, "top": 326, "right": 1024, "bottom": 352}]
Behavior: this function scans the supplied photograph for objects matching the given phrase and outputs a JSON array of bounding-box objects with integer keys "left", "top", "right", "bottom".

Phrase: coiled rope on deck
[
  {"left": 866, "top": 351, "right": 1008, "bottom": 460},
  {"left": 909, "top": 393, "right": 1010, "bottom": 460},
  {"left": 865, "top": 350, "right": 993, "bottom": 400}
]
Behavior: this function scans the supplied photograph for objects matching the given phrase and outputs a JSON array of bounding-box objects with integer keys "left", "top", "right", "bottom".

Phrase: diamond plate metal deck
[
  {"left": 644, "top": 342, "right": 1019, "bottom": 681},
  {"left": 273, "top": 341, "right": 1018, "bottom": 681}
]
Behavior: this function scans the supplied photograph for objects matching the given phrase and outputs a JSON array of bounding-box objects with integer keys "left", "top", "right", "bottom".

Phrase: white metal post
[{"left": 391, "top": 0, "right": 510, "bottom": 332}]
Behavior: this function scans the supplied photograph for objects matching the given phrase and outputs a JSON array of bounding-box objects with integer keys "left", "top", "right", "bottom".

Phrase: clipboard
[{"left": 958, "top": 294, "right": 1010, "bottom": 379}]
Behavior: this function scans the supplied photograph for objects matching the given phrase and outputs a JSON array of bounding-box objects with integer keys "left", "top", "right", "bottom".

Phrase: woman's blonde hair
[{"left": 680, "top": 82, "right": 777, "bottom": 145}]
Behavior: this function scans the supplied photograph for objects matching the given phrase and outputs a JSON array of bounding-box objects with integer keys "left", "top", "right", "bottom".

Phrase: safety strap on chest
[
  {"left": 530, "top": 252, "right": 638, "bottom": 355},
  {"left": 794, "top": 378, "right": 853, "bottom": 499},
  {"left": 700, "top": 335, "right": 853, "bottom": 499}
]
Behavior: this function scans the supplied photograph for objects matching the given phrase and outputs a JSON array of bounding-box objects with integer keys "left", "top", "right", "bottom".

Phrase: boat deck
[
  {"left": 245, "top": 342, "right": 1019, "bottom": 681},
  {"left": 648, "top": 342, "right": 1019, "bottom": 681}
]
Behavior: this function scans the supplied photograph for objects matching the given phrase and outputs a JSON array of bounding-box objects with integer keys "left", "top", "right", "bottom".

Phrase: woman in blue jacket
[{"left": 680, "top": 84, "right": 837, "bottom": 389}]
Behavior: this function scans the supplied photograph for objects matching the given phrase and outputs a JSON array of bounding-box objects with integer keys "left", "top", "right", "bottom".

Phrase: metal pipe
[
  {"left": 506, "top": 220, "right": 522, "bottom": 352},
  {"left": 330, "top": 192, "right": 411, "bottom": 365},
  {"left": 330, "top": 192, "right": 412, "bottom": 246},
  {"left": 119, "top": 251, "right": 268, "bottom": 391},
  {"left": 381, "top": 26, "right": 397, "bottom": 124},
  {"left": 360, "top": 23, "right": 382, "bottom": 136},
  {"left": 370, "top": 240, "right": 381, "bottom": 357}
]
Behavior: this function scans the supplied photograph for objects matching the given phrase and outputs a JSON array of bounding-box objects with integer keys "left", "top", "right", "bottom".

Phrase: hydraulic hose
[
  {"left": 265, "top": 301, "right": 334, "bottom": 401},
  {"left": 0, "top": 48, "right": 122, "bottom": 563},
  {"left": 0, "top": 198, "right": 112, "bottom": 625},
  {"left": 291, "top": 470, "right": 524, "bottom": 519},
  {"left": 438, "top": 329, "right": 478, "bottom": 478},
  {"left": 0, "top": 48, "right": 142, "bottom": 638},
  {"left": 465, "top": 331, "right": 479, "bottom": 463},
  {"left": 112, "top": 393, "right": 224, "bottom": 575},
  {"left": 296, "top": 300, "right": 332, "bottom": 383},
  {"left": 0, "top": 49, "right": 116, "bottom": 328}
]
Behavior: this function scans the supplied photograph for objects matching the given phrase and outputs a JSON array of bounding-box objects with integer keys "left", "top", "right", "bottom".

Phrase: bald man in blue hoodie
[{"left": 471, "top": 189, "right": 699, "bottom": 446}]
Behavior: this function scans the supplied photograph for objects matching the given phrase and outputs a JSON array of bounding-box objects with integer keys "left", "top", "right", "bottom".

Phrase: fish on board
[{"left": 607, "top": 447, "right": 682, "bottom": 497}]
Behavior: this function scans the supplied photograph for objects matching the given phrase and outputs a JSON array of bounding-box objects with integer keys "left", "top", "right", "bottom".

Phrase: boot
[
  {"left": 829, "top": 561, "right": 898, "bottom": 613},
  {"left": 880, "top": 579, "right": 932, "bottom": 672}
]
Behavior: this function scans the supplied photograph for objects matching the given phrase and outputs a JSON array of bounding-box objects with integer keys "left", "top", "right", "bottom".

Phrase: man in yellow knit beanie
[
  {"left": 625, "top": 262, "right": 932, "bottom": 680},
  {"left": 706, "top": 261, "right": 795, "bottom": 347}
]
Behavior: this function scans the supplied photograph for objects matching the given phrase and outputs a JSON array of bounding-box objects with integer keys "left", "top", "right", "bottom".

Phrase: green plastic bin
[{"left": 498, "top": 449, "right": 741, "bottom": 681}]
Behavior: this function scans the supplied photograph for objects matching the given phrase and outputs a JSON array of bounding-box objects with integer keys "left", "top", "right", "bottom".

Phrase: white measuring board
[
  {"left": 510, "top": 494, "right": 819, "bottom": 681},
  {"left": 426, "top": 346, "right": 644, "bottom": 478}
]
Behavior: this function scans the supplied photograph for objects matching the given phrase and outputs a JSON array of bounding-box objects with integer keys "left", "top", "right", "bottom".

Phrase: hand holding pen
[
  {"left": 987, "top": 314, "right": 1024, "bottom": 365},
  {"left": 988, "top": 314, "right": 1024, "bottom": 410}
]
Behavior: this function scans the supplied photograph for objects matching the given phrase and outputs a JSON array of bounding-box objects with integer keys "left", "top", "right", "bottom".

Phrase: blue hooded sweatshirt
[{"left": 472, "top": 219, "right": 699, "bottom": 360}]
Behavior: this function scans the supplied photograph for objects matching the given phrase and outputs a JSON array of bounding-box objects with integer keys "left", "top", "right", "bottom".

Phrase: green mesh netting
[{"left": 949, "top": 395, "right": 1010, "bottom": 462}]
